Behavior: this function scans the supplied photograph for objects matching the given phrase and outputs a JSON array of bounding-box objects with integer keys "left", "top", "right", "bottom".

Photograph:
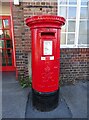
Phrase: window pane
[
  {"left": 68, "top": 7, "right": 76, "bottom": 19},
  {"left": 79, "top": 20, "right": 88, "bottom": 45},
  {"left": 69, "top": 0, "right": 77, "bottom": 5},
  {"left": 59, "top": 0, "right": 67, "bottom": 5},
  {"left": 0, "top": 40, "right": 4, "bottom": 48},
  {"left": 0, "top": 30, "right": 4, "bottom": 38},
  {"left": 61, "top": 23, "right": 67, "bottom": 32},
  {"left": 59, "top": 6, "right": 67, "bottom": 18},
  {"left": 79, "top": 21, "right": 87, "bottom": 34},
  {"left": 88, "top": 35, "right": 89, "bottom": 44},
  {"left": 0, "top": 20, "right": 2, "bottom": 29},
  {"left": 7, "top": 58, "right": 12, "bottom": 66},
  {"left": 2, "top": 58, "right": 6, "bottom": 66},
  {"left": 6, "top": 40, "right": 12, "bottom": 48},
  {"left": 3, "top": 19, "right": 9, "bottom": 28},
  {"left": 78, "top": 34, "right": 87, "bottom": 44},
  {"left": 68, "top": 21, "right": 76, "bottom": 32},
  {"left": 4, "top": 30, "right": 10, "bottom": 38},
  {"left": 80, "top": 7, "right": 88, "bottom": 19},
  {"left": 2, "top": 50, "right": 6, "bottom": 57},
  {"left": 67, "top": 34, "right": 75, "bottom": 44},
  {"left": 88, "top": 20, "right": 89, "bottom": 34},
  {"left": 60, "top": 33, "right": 66, "bottom": 44},
  {"left": 6, "top": 49, "right": 12, "bottom": 57},
  {"left": 81, "top": 0, "right": 88, "bottom": 6}
]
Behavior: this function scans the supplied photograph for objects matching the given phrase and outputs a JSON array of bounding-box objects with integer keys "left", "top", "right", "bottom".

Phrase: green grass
[{"left": 19, "top": 76, "right": 32, "bottom": 88}]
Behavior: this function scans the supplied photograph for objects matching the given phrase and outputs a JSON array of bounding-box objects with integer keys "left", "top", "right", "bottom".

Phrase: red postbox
[{"left": 26, "top": 15, "right": 65, "bottom": 111}]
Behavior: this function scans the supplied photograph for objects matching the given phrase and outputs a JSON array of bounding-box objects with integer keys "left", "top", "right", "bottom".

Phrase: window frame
[
  {"left": 58, "top": 0, "right": 89, "bottom": 48},
  {"left": 0, "top": 16, "right": 16, "bottom": 71}
]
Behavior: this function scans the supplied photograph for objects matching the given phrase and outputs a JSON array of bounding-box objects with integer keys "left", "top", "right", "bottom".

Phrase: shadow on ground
[
  {"left": 2, "top": 72, "right": 88, "bottom": 119},
  {"left": 26, "top": 90, "right": 72, "bottom": 118},
  {"left": 25, "top": 81, "right": 87, "bottom": 118}
]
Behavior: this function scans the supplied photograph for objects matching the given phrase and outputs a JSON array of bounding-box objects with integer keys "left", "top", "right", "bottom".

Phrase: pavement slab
[
  {"left": 60, "top": 81, "right": 87, "bottom": 118},
  {"left": 25, "top": 90, "right": 72, "bottom": 118},
  {"left": 0, "top": 72, "right": 2, "bottom": 119},
  {"left": 25, "top": 81, "right": 87, "bottom": 119},
  {"left": 2, "top": 72, "right": 30, "bottom": 118},
  {"left": 1, "top": 72, "right": 88, "bottom": 119}
]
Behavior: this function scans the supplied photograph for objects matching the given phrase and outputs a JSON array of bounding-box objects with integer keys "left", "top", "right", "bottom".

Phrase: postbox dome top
[{"left": 26, "top": 15, "right": 65, "bottom": 28}]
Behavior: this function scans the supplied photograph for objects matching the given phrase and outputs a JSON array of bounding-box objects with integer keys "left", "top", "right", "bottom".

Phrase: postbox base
[{"left": 32, "top": 89, "right": 59, "bottom": 112}]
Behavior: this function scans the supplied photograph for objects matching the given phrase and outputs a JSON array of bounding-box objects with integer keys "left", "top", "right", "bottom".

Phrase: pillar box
[{"left": 26, "top": 15, "right": 65, "bottom": 111}]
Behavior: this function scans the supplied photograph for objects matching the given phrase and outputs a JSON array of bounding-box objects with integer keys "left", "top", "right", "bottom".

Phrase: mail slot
[
  {"left": 41, "top": 32, "right": 55, "bottom": 36},
  {"left": 26, "top": 15, "right": 65, "bottom": 111}
]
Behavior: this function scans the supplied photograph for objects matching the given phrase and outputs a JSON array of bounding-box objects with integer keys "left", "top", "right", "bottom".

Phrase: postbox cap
[{"left": 25, "top": 15, "right": 65, "bottom": 28}]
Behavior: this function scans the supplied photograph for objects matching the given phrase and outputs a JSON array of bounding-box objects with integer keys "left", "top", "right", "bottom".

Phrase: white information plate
[
  {"left": 41, "top": 57, "right": 46, "bottom": 60},
  {"left": 50, "top": 56, "right": 54, "bottom": 60},
  {"left": 43, "top": 41, "right": 52, "bottom": 55}
]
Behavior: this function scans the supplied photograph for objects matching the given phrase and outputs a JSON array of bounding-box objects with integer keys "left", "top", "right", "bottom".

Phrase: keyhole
[{"left": 40, "top": 8, "right": 42, "bottom": 11}]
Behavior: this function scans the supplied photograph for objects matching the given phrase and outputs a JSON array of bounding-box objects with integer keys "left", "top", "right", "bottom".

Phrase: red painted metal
[
  {"left": 10, "top": 1, "right": 18, "bottom": 78},
  {"left": 10, "top": 1, "right": 16, "bottom": 68},
  {"left": 26, "top": 15, "right": 65, "bottom": 93}
]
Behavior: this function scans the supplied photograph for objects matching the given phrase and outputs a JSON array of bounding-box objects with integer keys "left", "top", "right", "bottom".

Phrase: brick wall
[
  {"left": 60, "top": 48, "right": 89, "bottom": 85},
  {"left": 12, "top": 1, "right": 57, "bottom": 80},
  {"left": 12, "top": 3, "right": 29, "bottom": 79},
  {"left": 12, "top": 1, "right": 89, "bottom": 84}
]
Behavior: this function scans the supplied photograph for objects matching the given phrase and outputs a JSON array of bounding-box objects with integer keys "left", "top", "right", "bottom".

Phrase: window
[
  {"left": 79, "top": 0, "right": 88, "bottom": 46},
  {"left": 68, "top": 7, "right": 76, "bottom": 19},
  {"left": 68, "top": 21, "right": 76, "bottom": 32},
  {"left": 80, "top": 7, "right": 88, "bottom": 19},
  {"left": 59, "top": 0, "right": 67, "bottom": 5},
  {"left": 69, "top": 0, "right": 77, "bottom": 5},
  {"left": 58, "top": 0, "right": 89, "bottom": 48},
  {"left": 81, "top": 0, "right": 88, "bottom": 5},
  {"left": 67, "top": 33, "right": 75, "bottom": 44},
  {"left": 60, "top": 33, "right": 66, "bottom": 44},
  {"left": 0, "top": 16, "right": 13, "bottom": 68},
  {"left": 59, "top": 6, "right": 67, "bottom": 19}
]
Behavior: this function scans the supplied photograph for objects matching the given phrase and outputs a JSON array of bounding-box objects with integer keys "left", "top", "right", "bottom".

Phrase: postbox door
[{"left": 32, "top": 29, "right": 60, "bottom": 93}]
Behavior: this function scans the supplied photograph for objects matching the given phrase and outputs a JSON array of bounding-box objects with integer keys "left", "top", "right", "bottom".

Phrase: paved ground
[
  {"left": 26, "top": 81, "right": 87, "bottom": 118},
  {"left": 1, "top": 72, "right": 88, "bottom": 119},
  {"left": 2, "top": 72, "right": 30, "bottom": 118},
  {"left": 26, "top": 90, "right": 72, "bottom": 118},
  {"left": 61, "top": 81, "right": 87, "bottom": 118}
]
